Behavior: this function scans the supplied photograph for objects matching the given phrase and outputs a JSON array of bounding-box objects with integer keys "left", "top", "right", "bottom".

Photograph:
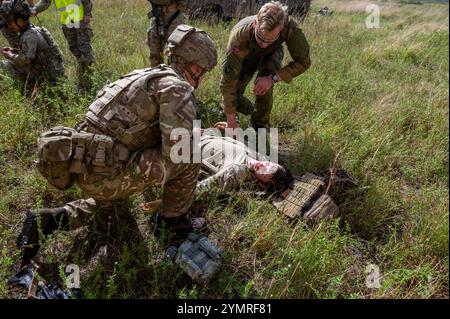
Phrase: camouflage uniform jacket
[
  {"left": 34, "top": 0, "right": 93, "bottom": 16},
  {"left": 83, "top": 65, "right": 198, "bottom": 162},
  {"left": 220, "top": 15, "right": 311, "bottom": 114},
  {"left": 4, "top": 23, "right": 64, "bottom": 80},
  {"left": 196, "top": 131, "right": 270, "bottom": 192}
]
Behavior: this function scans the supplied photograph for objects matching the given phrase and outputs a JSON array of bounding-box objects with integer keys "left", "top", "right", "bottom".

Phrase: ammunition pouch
[
  {"left": 166, "top": 233, "right": 223, "bottom": 284},
  {"left": 36, "top": 126, "right": 130, "bottom": 190}
]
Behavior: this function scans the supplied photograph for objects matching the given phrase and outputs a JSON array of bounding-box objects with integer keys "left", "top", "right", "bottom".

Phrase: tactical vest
[
  {"left": 33, "top": 26, "right": 64, "bottom": 80},
  {"left": 54, "top": 0, "right": 85, "bottom": 25},
  {"left": 85, "top": 66, "right": 181, "bottom": 152}
]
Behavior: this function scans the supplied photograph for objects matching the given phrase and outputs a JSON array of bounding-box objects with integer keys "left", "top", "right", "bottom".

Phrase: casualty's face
[{"left": 253, "top": 161, "right": 282, "bottom": 184}]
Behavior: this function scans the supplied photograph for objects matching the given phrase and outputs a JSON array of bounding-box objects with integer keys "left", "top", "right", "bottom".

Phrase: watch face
[{"left": 273, "top": 74, "right": 279, "bottom": 82}]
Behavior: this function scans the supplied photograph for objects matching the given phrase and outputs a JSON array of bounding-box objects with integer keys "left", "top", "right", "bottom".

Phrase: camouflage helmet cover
[
  {"left": 0, "top": 0, "right": 31, "bottom": 21},
  {"left": 167, "top": 24, "right": 218, "bottom": 72}
]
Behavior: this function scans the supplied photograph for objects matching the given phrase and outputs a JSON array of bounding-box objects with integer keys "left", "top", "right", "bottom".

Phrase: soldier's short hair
[{"left": 257, "top": 1, "right": 288, "bottom": 31}]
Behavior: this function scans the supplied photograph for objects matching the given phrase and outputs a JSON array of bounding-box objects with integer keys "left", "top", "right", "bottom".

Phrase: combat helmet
[
  {"left": 167, "top": 24, "right": 218, "bottom": 73},
  {"left": 0, "top": 0, "right": 31, "bottom": 21}
]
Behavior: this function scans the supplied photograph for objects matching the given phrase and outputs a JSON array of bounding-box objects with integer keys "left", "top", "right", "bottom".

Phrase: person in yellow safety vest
[{"left": 31, "top": 0, "right": 94, "bottom": 89}]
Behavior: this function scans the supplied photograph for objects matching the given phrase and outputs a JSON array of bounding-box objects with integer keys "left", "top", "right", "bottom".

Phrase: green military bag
[
  {"left": 36, "top": 126, "right": 132, "bottom": 190},
  {"left": 36, "top": 126, "right": 76, "bottom": 190}
]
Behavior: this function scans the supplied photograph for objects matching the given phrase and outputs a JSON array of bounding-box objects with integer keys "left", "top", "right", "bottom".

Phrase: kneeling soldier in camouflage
[
  {"left": 0, "top": 0, "right": 64, "bottom": 84},
  {"left": 16, "top": 25, "right": 218, "bottom": 273}
]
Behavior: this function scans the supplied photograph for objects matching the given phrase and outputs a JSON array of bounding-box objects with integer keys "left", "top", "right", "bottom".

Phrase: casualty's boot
[
  {"left": 153, "top": 214, "right": 207, "bottom": 247},
  {"left": 16, "top": 207, "right": 69, "bottom": 266}
]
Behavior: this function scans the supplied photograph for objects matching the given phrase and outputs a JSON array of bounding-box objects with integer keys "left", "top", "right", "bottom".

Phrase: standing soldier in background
[
  {"left": 31, "top": 0, "right": 94, "bottom": 89},
  {"left": 0, "top": 0, "right": 64, "bottom": 85},
  {"left": 147, "top": 0, "right": 186, "bottom": 67},
  {"left": 0, "top": 0, "right": 34, "bottom": 47},
  {"left": 220, "top": 1, "right": 311, "bottom": 130}
]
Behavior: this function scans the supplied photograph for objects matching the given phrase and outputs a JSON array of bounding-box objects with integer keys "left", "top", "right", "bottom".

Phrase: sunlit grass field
[{"left": 0, "top": 0, "right": 448, "bottom": 298}]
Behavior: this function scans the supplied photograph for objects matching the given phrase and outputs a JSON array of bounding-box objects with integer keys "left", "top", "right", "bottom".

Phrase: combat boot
[
  {"left": 16, "top": 207, "right": 69, "bottom": 266},
  {"left": 153, "top": 213, "right": 207, "bottom": 247}
]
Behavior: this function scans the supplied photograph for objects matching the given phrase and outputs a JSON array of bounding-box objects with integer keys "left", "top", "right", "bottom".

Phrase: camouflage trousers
[
  {"left": 1, "top": 25, "right": 19, "bottom": 47},
  {"left": 147, "top": 8, "right": 185, "bottom": 67},
  {"left": 62, "top": 24, "right": 94, "bottom": 88},
  {"left": 1, "top": 59, "right": 64, "bottom": 84},
  {"left": 235, "top": 46, "right": 284, "bottom": 129},
  {"left": 62, "top": 147, "right": 200, "bottom": 230},
  {"left": 62, "top": 24, "right": 95, "bottom": 66}
]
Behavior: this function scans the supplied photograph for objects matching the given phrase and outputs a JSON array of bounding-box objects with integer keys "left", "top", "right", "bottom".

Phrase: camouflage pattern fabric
[
  {"left": 220, "top": 15, "right": 311, "bottom": 127},
  {"left": 61, "top": 24, "right": 94, "bottom": 65},
  {"left": 62, "top": 147, "right": 199, "bottom": 226},
  {"left": 1, "top": 24, "right": 20, "bottom": 47},
  {"left": 1, "top": 24, "right": 64, "bottom": 83},
  {"left": 37, "top": 64, "right": 201, "bottom": 224},
  {"left": 147, "top": 0, "right": 186, "bottom": 66}
]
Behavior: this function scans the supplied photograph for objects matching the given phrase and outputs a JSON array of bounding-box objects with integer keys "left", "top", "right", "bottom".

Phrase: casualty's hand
[
  {"left": 253, "top": 75, "right": 273, "bottom": 96},
  {"left": 214, "top": 121, "right": 228, "bottom": 131}
]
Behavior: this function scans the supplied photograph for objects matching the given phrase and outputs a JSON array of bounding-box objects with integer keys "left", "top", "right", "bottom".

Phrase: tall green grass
[{"left": 0, "top": 0, "right": 448, "bottom": 298}]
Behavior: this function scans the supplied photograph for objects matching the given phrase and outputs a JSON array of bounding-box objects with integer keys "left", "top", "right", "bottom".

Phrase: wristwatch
[{"left": 272, "top": 74, "right": 280, "bottom": 83}]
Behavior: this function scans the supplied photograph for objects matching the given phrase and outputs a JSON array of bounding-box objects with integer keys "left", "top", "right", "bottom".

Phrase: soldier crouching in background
[{"left": 0, "top": 0, "right": 64, "bottom": 86}]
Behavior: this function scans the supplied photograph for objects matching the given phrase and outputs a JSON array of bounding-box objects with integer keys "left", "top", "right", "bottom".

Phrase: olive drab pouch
[
  {"left": 36, "top": 127, "right": 76, "bottom": 190},
  {"left": 166, "top": 233, "right": 223, "bottom": 284}
]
